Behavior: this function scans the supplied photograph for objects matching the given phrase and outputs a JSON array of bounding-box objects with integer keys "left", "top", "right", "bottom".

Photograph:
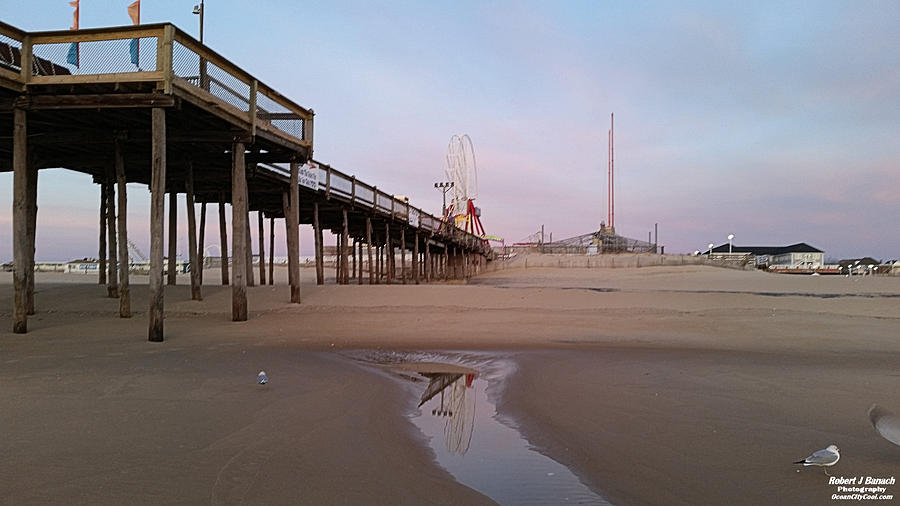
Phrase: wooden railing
[
  {"left": 262, "top": 161, "right": 489, "bottom": 252},
  {"left": 0, "top": 21, "right": 313, "bottom": 148}
]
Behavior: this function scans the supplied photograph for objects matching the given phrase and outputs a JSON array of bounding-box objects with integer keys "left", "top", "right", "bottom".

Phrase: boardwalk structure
[{"left": 0, "top": 21, "right": 490, "bottom": 340}]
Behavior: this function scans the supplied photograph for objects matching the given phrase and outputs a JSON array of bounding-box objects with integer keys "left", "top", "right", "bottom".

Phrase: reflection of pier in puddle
[{"left": 354, "top": 352, "right": 610, "bottom": 505}]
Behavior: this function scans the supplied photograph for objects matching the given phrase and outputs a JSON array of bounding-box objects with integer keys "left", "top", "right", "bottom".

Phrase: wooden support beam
[
  {"left": 185, "top": 164, "right": 202, "bottom": 301},
  {"left": 98, "top": 183, "right": 107, "bottom": 285},
  {"left": 334, "top": 232, "right": 341, "bottom": 284},
  {"left": 353, "top": 238, "right": 363, "bottom": 285},
  {"left": 148, "top": 107, "right": 166, "bottom": 341},
  {"left": 115, "top": 141, "right": 131, "bottom": 318},
  {"left": 342, "top": 209, "right": 349, "bottom": 285},
  {"left": 376, "top": 245, "right": 381, "bottom": 283},
  {"left": 197, "top": 202, "right": 206, "bottom": 285},
  {"left": 13, "top": 93, "right": 175, "bottom": 110},
  {"left": 268, "top": 216, "right": 275, "bottom": 285},
  {"left": 282, "top": 193, "right": 293, "bottom": 287},
  {"left": 444, "top": 247, "right": 449, "bottom": 281},
  {"left": 366, "top": 217, "right": 374, "bottom": 285},
  {"left": 288, "top": 160, "right": 301, "bottom": 302},
  {"left": 258, "top": 211, "right": 267, "bottom": 286},
  {"left": 218, "top": 190, "right": 229, "bottom": 285},
  {"left": 385, "top": 223, "right": 392, "bottom": 285},
  {"left": 424, "top": 238, "right": 430, "bottom": 283},
  {"left": 390, "top": 242, "right": 396, "bottom": 284},
  {"left": 25, "top": 155, "right": 37, "bottom": 315},
  {"left": 351, "top": 238, "right": 356, "bottom": 280},
  {"left": 167, "top": 190, "right": 177, "bottom": 285},
  {"left": 313, "top": 201, "right": 324, "bottom": 285},
  {"left": 383, "top": 244, "right": 388, "bottom": 282},
  {"left": 414, "top": 232, "right": 419, "bottom": 285},
  {"left": 452, "top": 248, "right": 457, "bottom": 280},
  {"left": 356, "top": 238, "right": 362, "bottom": 280},
  {"left": 231, "top": 142, "right": 248, "bottom": 321},
  {"left": 400, "top": 228, "right": 406, "bottom": 285},
  {"left": 245, "top": 194, "right": 254, "bottom": 288},
  {"left": 105, "top": 166, "right": 119, "bottom": 298},
  {"left": 12, "top": 108, "right": 30, "bottom": 333}
]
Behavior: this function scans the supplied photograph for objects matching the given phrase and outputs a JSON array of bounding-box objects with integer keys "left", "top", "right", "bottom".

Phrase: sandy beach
[{"left": 2, "top": 262, "right": 899, "bottom": 504}]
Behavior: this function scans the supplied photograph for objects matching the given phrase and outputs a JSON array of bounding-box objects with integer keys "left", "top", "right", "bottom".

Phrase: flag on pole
[
  {"left": 127, "top": 0, "right": 140, "bottom": 24},
  {"left": 67, "top": 0, "right": 80, "bottom": 68},
  {"left": 128, "top": 0, "right": 141, "bottom": 66}
]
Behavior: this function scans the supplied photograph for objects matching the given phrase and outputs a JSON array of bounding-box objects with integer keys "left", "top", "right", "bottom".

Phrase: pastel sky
[{"left": 2, "top": 1, "right": 898, "bottom": 262}]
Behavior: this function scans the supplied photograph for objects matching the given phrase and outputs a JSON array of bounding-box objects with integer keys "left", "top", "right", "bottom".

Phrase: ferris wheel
[
  {"left": 443, "top": 135, "right": 486, "bottom": 238},
  {"left": 445, "top": 134, "right": 478, "bottom": 213}
]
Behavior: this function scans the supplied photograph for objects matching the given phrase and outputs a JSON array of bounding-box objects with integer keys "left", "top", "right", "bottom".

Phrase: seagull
[
  {"left": 257, "top": 371, "right": 268, "bottom": 385},
  {"left": 794, "top": 445, "right": 840, "bottom": 475},
  {"left": 869, "top": 404, "right": 900, "bottom": 447}
]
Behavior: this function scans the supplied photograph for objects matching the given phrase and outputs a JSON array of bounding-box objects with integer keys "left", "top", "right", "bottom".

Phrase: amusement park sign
[{"left": 299, "top": 162, "right": 319, "bottom": 190}]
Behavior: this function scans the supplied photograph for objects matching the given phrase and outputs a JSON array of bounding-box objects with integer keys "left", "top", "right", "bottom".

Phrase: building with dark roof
[{"left": 709, "top": 242, "right": 824, "bottom": 267}]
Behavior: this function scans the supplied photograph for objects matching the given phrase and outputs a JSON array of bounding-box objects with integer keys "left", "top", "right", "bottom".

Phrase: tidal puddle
[{"left": 354, "top": 351, "right": 610, "bottom": 505}]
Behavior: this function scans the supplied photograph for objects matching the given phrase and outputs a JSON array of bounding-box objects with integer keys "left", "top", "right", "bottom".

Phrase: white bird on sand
[
  {"left": 794, "top": 445, "right": 840, "bottom": 475},
  {"left": 257, "top": 371, "right": 268, "bottom": 385},
  {"left": 869, "top": 404, "right": 900, "bottom": 447}
]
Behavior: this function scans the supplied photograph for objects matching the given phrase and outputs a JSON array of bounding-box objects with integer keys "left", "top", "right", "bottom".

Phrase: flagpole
[
  {"left": 128, "top": 0, "right": 142, "bottom": 69},
  {"left": 68, "top": 0, "right": 80, "bottom": 69},
  {"left": 75, "top": 0, "right": 79, "bottom": 67},
  {"left": 136, "top": 2, "right": 140, "bottom": 67}
]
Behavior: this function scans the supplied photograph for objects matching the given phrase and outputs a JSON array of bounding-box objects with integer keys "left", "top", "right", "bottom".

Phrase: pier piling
[
  {"left": 148, "top": 107, "right": 167, "bottom": 341},
  {"left": 114, "top": 141, "right": 131, "bottom": 318},
  {"left": 231, "top": 141, "right": 248, "bottom": 322}
]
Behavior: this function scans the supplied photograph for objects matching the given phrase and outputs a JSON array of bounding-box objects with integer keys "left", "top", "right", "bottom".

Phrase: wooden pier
[{"left": 0, "top": 21, "right": 490, "bottom": 340}]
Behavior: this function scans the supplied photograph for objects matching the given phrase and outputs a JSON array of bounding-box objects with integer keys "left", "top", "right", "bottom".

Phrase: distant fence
[{"left": 484, "top": 253, "right": 755, "bottom": 271}]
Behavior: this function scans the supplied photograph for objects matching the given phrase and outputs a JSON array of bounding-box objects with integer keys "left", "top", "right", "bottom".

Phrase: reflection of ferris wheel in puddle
[
  {"left": 445, "top": 374, "right": 476, "bottom": 455},
  {"left": 427, "top": 373, "right": 477, "bottom": 456}
]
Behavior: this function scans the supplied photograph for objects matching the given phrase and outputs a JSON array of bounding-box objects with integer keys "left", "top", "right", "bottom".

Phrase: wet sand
[{"left": 2, "top": 264, "right": 899, "bottom": 504}]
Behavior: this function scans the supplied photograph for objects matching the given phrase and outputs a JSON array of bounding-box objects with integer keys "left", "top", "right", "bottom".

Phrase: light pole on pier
[
  {"left": 434, "top": 181, "right": 454, "bottom": 218},
  {"left": 192, "top": 1, "right": 205, "bottom": 43}
]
